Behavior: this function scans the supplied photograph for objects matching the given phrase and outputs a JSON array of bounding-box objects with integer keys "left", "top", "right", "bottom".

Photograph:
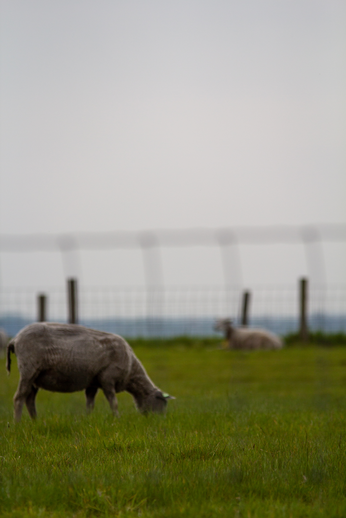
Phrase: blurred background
[{"left": 0, "top": 0, "right": 345, "bottom": 337}]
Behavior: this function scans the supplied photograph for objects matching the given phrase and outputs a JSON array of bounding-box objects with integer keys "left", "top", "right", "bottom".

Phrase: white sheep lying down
[
  {"left": 214, "top": 318, "right": 283, "bottom": 350},
  {"left": 7, "top": 322, "right": 174, "bottom": 422}
]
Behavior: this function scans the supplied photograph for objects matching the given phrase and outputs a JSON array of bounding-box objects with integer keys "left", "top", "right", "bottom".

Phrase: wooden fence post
[
  {"left": 67, "top": 278, "right": 78, "bottom": 324},
  {"left": 241, "top": 290, "right": 251, "bottom": 327},
  {"left": 37, "top": 293, "right": 47, "bottom": 322},
  {"left": 299, "top": 277, "right": 309, "bottom": 342}
]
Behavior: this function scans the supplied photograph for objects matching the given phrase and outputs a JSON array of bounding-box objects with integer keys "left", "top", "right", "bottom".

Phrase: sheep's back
[{"left": 232, "top": 328, "right": 282, "bottom": 350}]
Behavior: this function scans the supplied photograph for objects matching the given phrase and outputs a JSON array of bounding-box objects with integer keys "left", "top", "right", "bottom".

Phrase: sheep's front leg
[
  {"left": 25, "top": 385, "right": 39, "bottom": 419},
  {"left": 101, "top": 385, "right": 119, "bottom": 417},
  {"left": 85, "top": 385, "right": 98, "bottom": 413}
]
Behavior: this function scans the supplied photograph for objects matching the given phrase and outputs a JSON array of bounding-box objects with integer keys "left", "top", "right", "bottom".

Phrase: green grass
[
  {"left": 1, "top": 341, "right": 346, "bottom": 517},
  {"left": 284, "top": 332, "right": 346, "bottom": 346}
]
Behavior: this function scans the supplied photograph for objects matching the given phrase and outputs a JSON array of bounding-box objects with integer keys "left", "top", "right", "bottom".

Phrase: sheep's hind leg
[
  {"left": 85, "top": 385, "right": 98, "bottom": 413},
  {"left": 25, "top": 385, "right": 39, "bottom": 419},
  {"left": 13, "top": 378, "right": 35, "bottom": 422}
]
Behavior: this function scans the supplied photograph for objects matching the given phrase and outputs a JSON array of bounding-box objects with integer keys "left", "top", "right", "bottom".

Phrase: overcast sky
[{"left": 0, "top": 0, "right": 345, "bottom": 290}]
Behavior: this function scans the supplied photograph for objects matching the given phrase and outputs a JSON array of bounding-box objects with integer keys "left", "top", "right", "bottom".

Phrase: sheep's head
[
  {"left": 214, "top": 318, "right": 233, "bottom": 333},
  {"left": 138, "top": 390, "right": 175, "bottom": 414}
]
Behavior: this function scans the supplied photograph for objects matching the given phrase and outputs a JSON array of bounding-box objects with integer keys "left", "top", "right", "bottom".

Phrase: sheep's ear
[{"left": 162, "top": 392, "right": 175, "bottom": 400}]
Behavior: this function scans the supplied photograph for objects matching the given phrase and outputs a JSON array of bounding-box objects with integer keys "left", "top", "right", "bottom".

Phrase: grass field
[{"left": 1, "top": 338, "right": 346, "bottom": 517}]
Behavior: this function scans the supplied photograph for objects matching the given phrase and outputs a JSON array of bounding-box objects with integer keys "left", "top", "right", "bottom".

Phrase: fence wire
[{"left": 0, "top": 285, "right": 345, "bottom": 338}]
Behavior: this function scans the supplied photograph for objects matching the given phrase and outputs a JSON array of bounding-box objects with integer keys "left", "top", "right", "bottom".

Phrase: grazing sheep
[
  {"left": 7, "top": 322, "right": 174, "bottom": 422},
  {"left": 214, "top": 318, "right": 283, "bottom": 350}
]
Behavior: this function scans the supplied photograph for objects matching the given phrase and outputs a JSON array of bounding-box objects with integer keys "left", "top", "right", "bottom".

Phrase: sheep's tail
[{"left": 6, "top": 340, "right": 15, "bottom": 375}]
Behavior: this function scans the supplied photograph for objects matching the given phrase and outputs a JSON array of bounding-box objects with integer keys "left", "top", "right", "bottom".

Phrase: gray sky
[{"left": 0, "top": 0, "right": 345, "bottom": 289}]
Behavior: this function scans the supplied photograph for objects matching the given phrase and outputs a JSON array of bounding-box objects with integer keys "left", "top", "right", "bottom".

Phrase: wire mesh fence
[{"left": 0, "top": 284, "right": 345, "bottom": 338}]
